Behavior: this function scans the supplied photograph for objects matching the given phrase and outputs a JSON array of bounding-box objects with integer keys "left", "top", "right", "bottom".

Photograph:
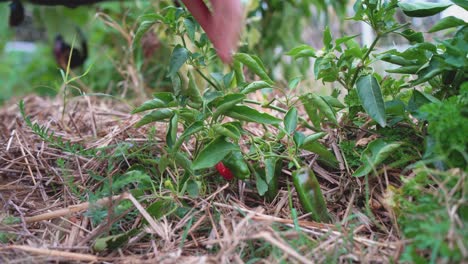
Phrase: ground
[{"left": 0, "top": 95, "right": 405, "bottom": 263}]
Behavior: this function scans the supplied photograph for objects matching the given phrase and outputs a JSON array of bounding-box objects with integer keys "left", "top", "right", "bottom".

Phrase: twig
[
  {"left": 24, "top": 194, "right": 124, "bottom": 223},
  {"left": 1, "top": 245, "right": 98, "bottom": 262}
]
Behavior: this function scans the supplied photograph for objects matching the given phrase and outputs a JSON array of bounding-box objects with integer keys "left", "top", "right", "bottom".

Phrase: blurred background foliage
[{"left": 0, "top": 0, "right": 350, "bottom": 104}]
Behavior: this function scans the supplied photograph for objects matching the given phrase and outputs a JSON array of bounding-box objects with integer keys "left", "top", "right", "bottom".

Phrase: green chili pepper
[
  {"left": 223, "top": 151, "right": 250, "bottom": 180},
  {"left": 265, "top": 157, "right": 281, "bottom": 201},
  {"left": 292, "top": 168, "right": 331, "bottom": 223}
]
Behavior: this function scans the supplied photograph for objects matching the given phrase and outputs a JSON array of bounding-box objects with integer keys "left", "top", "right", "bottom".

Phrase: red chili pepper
[{"left": 215, "top": 162, "right": 234, "bottom": 180}]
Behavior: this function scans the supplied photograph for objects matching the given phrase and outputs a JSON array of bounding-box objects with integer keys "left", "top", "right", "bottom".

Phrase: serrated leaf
[
  {"left": 225, "top": 105, "right": 281, "bottom": 125},
  {"left": 356, "top": 75, "right": 387, "bottom": 127},
  {"left": 192, "top": 137, "right": 240, "bottom": 170}
]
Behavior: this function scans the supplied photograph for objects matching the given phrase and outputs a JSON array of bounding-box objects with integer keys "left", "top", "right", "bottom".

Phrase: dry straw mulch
[{"left": 1, "top": 96, "right": 402, "bottom": 263}]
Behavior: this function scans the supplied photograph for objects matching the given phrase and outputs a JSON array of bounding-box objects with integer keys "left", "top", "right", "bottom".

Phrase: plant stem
[
  {"left": 349, "top": 34, "right": 381, "bottom": 88},
  {"left": 195, "top": 68, "right": 220, "bottom": 91}
]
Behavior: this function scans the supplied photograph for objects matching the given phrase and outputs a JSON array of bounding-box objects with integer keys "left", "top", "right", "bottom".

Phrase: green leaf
[
  {"left": 451, "top": 0, "right": 468, "bottom": 10},
  {"left": 183, "top": 18, "right": 196, "bottom": 41},
  {"left": 241, "top": 81, "right": 272, "bottom": 94},
  {"left": 146, "top": 200, "right": 177, "bottom": 220},
  {"left": 398, "top": 1, "right": 451, "bottom": 17},
  {"left": 398, "top": 29, "right": 424, "bottom": 44},
  {"left": 386, "top": 65, "right": 421, "bottom": 74},
  {"left": 213, "top": 123, "right": 242, "bottom": 141},
  {"left": 301, "top": 93, "right": 338, "bottom": 125},
  {"left": 356, "top": 75, "right": 387, "bottom": 127},
  {"left": 322, "top": 96, "right": 346, "bottom": 109},
  {"left": 335, "top": 34, "right": 359, "bottom": 47},
  {"left": 300, "top": 141, "right": 339, "bottom": 169},
  {"left": 303, "top": 132, "right": 327, "bottom": 145},
  {"left": 323, "top": 26, "right": 333, "bottom": 50},
  {"left": 192, "top": 137, "right": 240, "bottom": 170},
  {"left": 303, "top": 101, "right": 321, "bottom": 128},
  {"left": 175, "top": 152, "right": 193, "bottom": 174},
  {"left": 180, "top": 121, "right": 204, "bottom": 139},
  {"left": 286, "top": 45, "right": 316, "bottom": 59},
  {"left": 153, "top": 92, "right": 177, "bottom": 105},
  {"left": 172, "top": 121, "right": 204, "bottom": 151},
  {"left": 233, "top": 60, "right": 245, "bottom": 85},
  {"left": 255, "top": 170, "right": 268, "bottom": 196},
  {"left": 167, "top": 46, "right": 189, "bottom": 77},
  {"left": 379, "top": 53, "right": 419, "bottom": 66},
  {"left": 353, "top": 139, "right": 402, "bottom": 177},
  {"left": 284, "top": 107, "right": 298, "bottom": 134},
  {"left": 288, "top": 77, "right": 302, "bottom": 90},
  {"left": 135, "top": 109, "right": 174, "bottom": 128},
  {"left": 412, "top": 58, "right": 445, "bottom": 86},
  {"left": 225, "top": 105, "right": 281, "bottom": 125},
  {"left": 94, "top": 229, "right": 138, "bottom": 252},
  {"left": 139, "top": 13, "right": 165, "bottom": 23},
  {"left": 293, "top": 131, "right": 306, "bottom": 147},
  {"left": 429, "top": 16, "right": 467, "bottom": 32},
  {"left": 186, "top": 179, "right": 199, "bottom": 198},
  {"left": 407, "top": 90, "right": 440, "bottom": 115},
  {"left": 110, "top": 170, "right": 152, "bottom": 193},
  {"left": 233, "top": 53, "right": 274, "bottom": 84},
  {"left": 132, "top": 98, "right": 167, "bottom": 114},
  {"left": 212, "top": 93, "right": 245, "bottom": 120},
  {"left": 264, "top": 157, "right": 278, "bottom": 184}
]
